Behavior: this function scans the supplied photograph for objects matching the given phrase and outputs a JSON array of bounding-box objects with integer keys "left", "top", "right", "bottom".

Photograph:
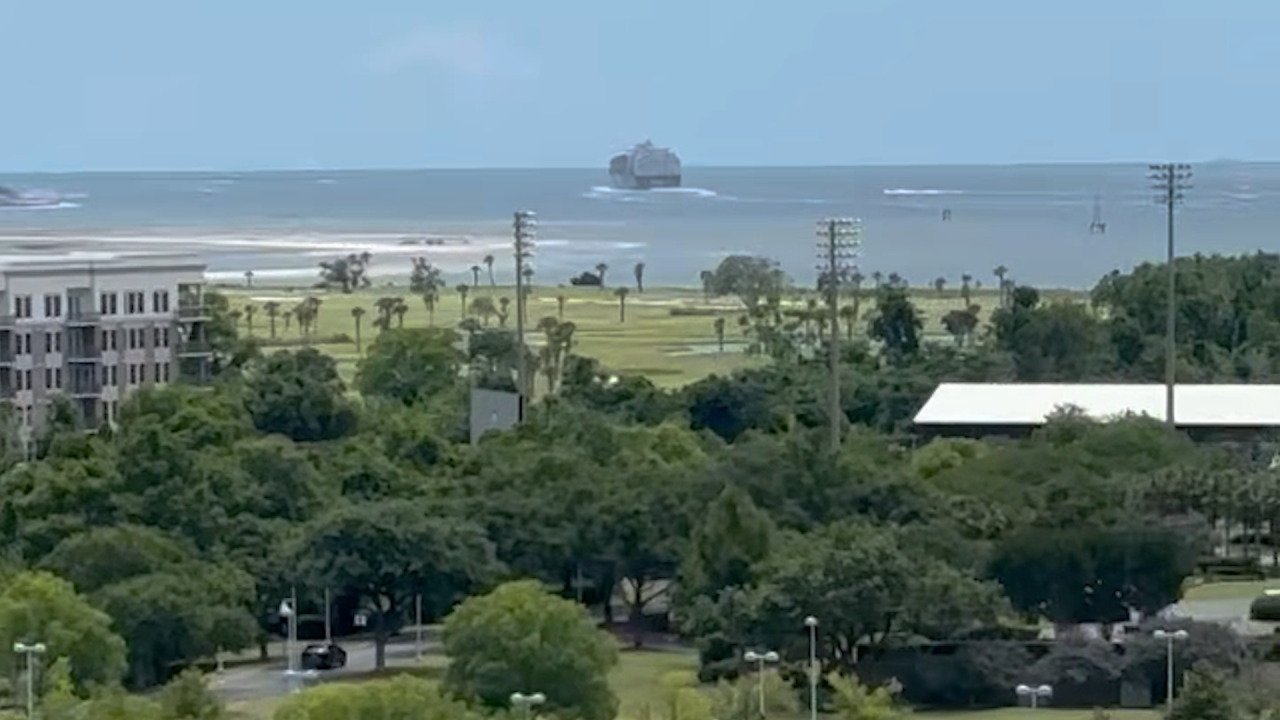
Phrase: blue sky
[{"left": 2, "top": 0, "right": 1275, "bottom": 171}]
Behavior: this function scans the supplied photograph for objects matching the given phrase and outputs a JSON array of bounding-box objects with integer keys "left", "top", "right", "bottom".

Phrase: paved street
[{"left": 210, "top": 631, "right": 443, "bottom": 704}]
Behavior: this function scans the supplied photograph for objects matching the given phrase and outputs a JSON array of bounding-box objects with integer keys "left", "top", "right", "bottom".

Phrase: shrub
[{"left": 1249, "top": 594, "right": 1280, "bottom": 621}]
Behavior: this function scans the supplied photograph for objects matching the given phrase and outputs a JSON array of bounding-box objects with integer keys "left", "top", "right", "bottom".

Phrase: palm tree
[
  {"left": 933, "top": 277, "right": 946, "bottom": 296},
  {"left": 960, "top": 273, "right": 974, "bottom": 307},
  {"left": 498, "top": 297, "right": 512, "bottom": 328},
  {"left": 595, "top": 262, "right": 609, "bottom": 288},
  {"left": 244, "top": 269, "right": 254, "bottom": 287},
  {"left": 993, "top": 265, "right": 1010, "bottom": 308},
  {"left": 351, "top": 306, "right": 367, "bottom": 352},
  {"left": 713, "top": 316, "right": 726, "bottom": 353},
  {"left": 456, "top": 284, "right": 470, "bottom": 319},
  {"left": 699, "top": 270, "right": 715, "bottom": 300},
  {"left": 283, "top": 311, "right": 292, "bottom": 335},
  {"left": 393, "top": 298, "right": 409, "bottom": 328},
  {"left": 373, "top": 296, "right": 398, "bottom": 332},
  {"left": 522, "top": 265, "right": 535, "bottom": 291},
  {"left": 263, "top": 301, "right": 281, "bottom": 339},
  {"left": 840, "top": 304, "right": 858, "bottom": 341},
  {"left": 470, "top": 296, "right": 498, "bottom": 326},
  {"left": 634, "top": 262, "right": 646, "bottom": 293},
  {"left": 614, "top": 287, "right": 630, "bottom": 322},
  {"left": 422, "top": 290, "right": 438, "bottom": 326},
  {"left": 243, "top": 303, "right": 257, "bottom": 336},
  {"left": 871, "top": 271, "right": 884, "bottom": 287},
  {"left": 484, "top": 254, "right": 496, "bottom": 286},
  {"left": 470, "top": 265, "right": 482, "bottom": 287},
  {"left": 556, "top": 292, "right": 567, "bottom": 321}
]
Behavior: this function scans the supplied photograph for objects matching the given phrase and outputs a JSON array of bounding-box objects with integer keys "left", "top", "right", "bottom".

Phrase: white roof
[
  {"left": 913, "top": 383, "right": 1280, "bottom": 427},
  {"left": 0, "top": 251, "right": 204, "bottom": 274}
]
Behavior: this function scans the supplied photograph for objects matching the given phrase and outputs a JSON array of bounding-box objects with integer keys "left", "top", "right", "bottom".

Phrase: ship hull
[{"left": 609, "top": 174, "right": 682, "bottom": 190}]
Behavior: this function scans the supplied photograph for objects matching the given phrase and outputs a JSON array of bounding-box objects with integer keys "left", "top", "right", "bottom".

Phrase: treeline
[{"left": 1, "top": 253, "right": 1280, "bottom": 715}]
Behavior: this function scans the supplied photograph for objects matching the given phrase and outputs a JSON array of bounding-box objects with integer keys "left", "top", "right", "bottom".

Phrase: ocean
[{"left": 0, "top": 163, "right": 1277, "bottom": 290}]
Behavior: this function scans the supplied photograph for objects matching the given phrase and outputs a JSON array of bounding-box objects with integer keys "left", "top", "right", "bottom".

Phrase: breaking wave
[
  {"left": 882, "top": 188, "right": 965, "bottom": 196},
  {"left": 583, "top": 186, "right": 718, "bottom": 200}
]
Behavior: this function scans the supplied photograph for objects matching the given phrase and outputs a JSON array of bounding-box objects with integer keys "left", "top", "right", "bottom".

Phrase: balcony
[
  {"left": 178, "top": 304, "right": 210, "bottom": 320},
  {"left": 66, "top": 311, "right": 103, "bottom": 326},
  {"left": 65, "top": 346, "right": 101, "bottom": 363},
  {"left": 0, "top": 314, "right": 15, "bottom": 327},
  {"left": 178, "top": 341, "right": 213, "bottom": 356},
  {"left": 69, "top": 382, "right": 102, "bottom": 398}
]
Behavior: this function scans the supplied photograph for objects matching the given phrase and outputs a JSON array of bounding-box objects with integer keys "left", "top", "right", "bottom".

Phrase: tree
[
  {"left": 714, "top": 317, "right": 727, "bottom": 353},
  {"left": 827, "top": 673, "right": 906, "bottom": 720},
  {"left": 557, "top": 292, "right": 568, "bottom": 320},
  {"left": 443, "top": 580, "right": 619, "bottom": 720},
  {"left": 941, "top": 306, "right": 980, "bottom": 347},
  {"left": 243, "top": 303, "right": 256, "bottom": 336},
  {"left": 0, "top": 571, "right": 127, "bottom": 692},
  {"left": 705, "top": 256, "right": 789, "bottom": 310},
  {"left": 615, "top": 287, "right": 630, "bottom": 323},
  {"left": 243, "top": 349, "right": 359, "bottom": 442},
  {"left": 276, "top": 675, "right": 482, "bottom": 720},
  {"left": 634, "top": 262, "right": 646, "bottom": 292},
  {"left": 350, "top": 306, "right": 366, "bottom": 352},
  {"left": 470, "top": 265, "right": 482, "bottom": 287},
  {"left": 456, "top": 284, "right": 470, "bottom": 318},
  {"left": 867, "top": 284, "right": 922, "bottom": 359},
  {"left": 933, "top": 277, "right": 946, "bottom": 295},
  {"left": 263, "top": 301, "right": 280, "bottom": 339},
  {"left": 355, "top": 327, "right": 462, "bottom": 405},
  {"left": 318, "top": 252, "right": 372, "bottom": 293},
  {"left": 596, "top": 262, "right": 609, "bottom": 287},
  {"left": 1168, "top": 666, "right": 1235, "bottom": 720},
  {"left": 293, "top": 500, "right": 501, "bottom": 669},
  {"left": 484, "top": 254, "right": 496, "bottom": 286}
]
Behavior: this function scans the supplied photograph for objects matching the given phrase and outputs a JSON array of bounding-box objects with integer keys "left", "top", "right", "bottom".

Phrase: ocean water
[{"left": 0, "top": 164, "right": 1278, "bottom": 289}]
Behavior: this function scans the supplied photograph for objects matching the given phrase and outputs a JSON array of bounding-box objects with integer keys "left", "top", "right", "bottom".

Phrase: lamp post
[
  {"left": 512, "top": 211, "right": 537, "bottom": 406},
  {"left": 1153, "top": 629, "right": 1189, "bottom": 710},
  {"left": 1015, "top": 684, "right": 1052, "bottom": 710},
  {"left": 744, "top": 650, "right": 780, "bottom": 717},
  {"left": 1148, "top": 163, "right": 1192, "bottom": 426},
  {"left": 510, "top": 692, "right": 546, "bottom": 720},
  {"left": 804, "top": 617, "right": 819, "bottom": 720},
  {"left": 14, "top": 642, "right": 46, "bottom": 720},
  {"left": 814, "top": 218, "right": 863, "bottom": 452}
]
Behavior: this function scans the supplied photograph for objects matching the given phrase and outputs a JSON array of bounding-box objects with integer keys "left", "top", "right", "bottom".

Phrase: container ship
[{"left": 608, "top": 141, "right": 682, "bottom": 190}]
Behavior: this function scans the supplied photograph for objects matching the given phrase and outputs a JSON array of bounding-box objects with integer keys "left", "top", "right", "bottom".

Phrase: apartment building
[{"left": 0, "top": 252, "right": 212, "bottom": 434}]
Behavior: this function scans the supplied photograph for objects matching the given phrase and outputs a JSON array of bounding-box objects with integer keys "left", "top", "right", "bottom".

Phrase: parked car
[{"left": 300, "top": 643, "right": 348, "bottom": 671}]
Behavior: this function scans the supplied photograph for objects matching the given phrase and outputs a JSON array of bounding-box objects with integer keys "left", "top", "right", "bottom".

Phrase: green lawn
[
  {"left": 216, "top": 284, "right": 1090, "bottom": 390},
  {"left": 1183, "top": 579, "right": 1277, "bottom": 601}
]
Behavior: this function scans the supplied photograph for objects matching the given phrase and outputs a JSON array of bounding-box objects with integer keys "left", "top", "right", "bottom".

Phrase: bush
[
  {"left": 668, "top": 307, "right": 722, "bottom": 317},
  {"left": 1249, "top": 594, "right": 1280, "bottom": 621}
]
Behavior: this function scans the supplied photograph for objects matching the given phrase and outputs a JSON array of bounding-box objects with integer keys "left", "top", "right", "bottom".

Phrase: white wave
[
  {"left": 882, "top": 188, "right": 964, "bottom": 196},
  {"left": 583, "top": 185, "right": 718, "bottom": 200},
  {"left": 0, "top": 202, "right": 81, "bottom": 212}
]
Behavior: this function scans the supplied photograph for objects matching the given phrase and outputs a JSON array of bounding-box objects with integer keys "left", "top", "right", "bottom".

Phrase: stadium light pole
[
  {"left": 1149, "top": 163, "right": 1191, "bottom": 426},
  {"left": 510, "top": 692, "right": 546, "bottom": 720},
  {"left": 804, "top": 617, "right": 819, "bottom": 720},
  {"left": 815, "top": 218, "right": 863, "bottom": 452},
  {"left": 1015, "top": 684, "right": 1052, "bottom": 710},
  {"left": 1153, "top": 629, "right": 1188, "bottom": 712},
  {"left": 744, "top": 650, "right": 780, "bottom": 717},
  {"left": 513, "top": 211, "right": 537, "bottom": 406},
  {"left": 13, "top": 642, "right": 45, "bottom": 720}
]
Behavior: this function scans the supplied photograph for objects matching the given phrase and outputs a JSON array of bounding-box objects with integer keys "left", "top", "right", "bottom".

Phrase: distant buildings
[{"left": 0, "top": 252, "right": 212, "bottom": 439}]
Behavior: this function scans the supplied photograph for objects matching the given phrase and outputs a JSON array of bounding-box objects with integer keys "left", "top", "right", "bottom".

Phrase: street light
[
  {"left": 1153, "top": 628, "right": 1189, "bottom": 711},
  {"left": 1015, "top": 684, "right": 1052, "bottom": 710},
  {"left": 804, "top": 616, "right": 819, "bottom": 720},
  {"left": 1148, "top": 163, "right": 1192, "bottom": 426},
  {"left": 814, "top": 218, "right": 863, "bottom": 453},
  {"left": 14, "top": 642, "right": 46, "bottom": 720},
  {"left": 744, "top": 650, "right": 780, "bottom": 717},
  {"left": 513, "top": 210, "right": 538, "bottom": 404},
  {"left": 510, "top": 692, "right": 547, "bottom": 720}
]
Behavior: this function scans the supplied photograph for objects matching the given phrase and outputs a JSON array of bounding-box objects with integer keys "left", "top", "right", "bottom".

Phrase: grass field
[
  {"left": 1184, "top": 578, "right": 1278, "bottom": 601},
  {"left": 223, "top": 646, "right": 1158, "bottom": 720},
  {"left": 217, "top": 283, "right": 1089, "bottom": 389}
]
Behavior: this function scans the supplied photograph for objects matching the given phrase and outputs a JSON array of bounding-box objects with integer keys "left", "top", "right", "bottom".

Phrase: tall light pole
[
  {"left": 14, "top": 642, "right": 45, "bottom": 720},
  {"left": 743, "top": 650, "right": 780, "bottom": 717},
  {"left": 1015, "top": 684, "right": 1052, "bottom": 710},
  {"left": 1153, "top": 629, "right": 1189, "bottom": 711},
  {"left": 510, "top": 692, "right": 546, "bottom": 720},
  {"left": 804, "top": 617, "right": 819, "bottom": 720},
  {"left": 815, "top": 218, "right": 862, "bottom": 452},
  {"left": 1148, "top": 163, "right": 1191, "bottom": 426},
  {"left": 513, "top": 211, "right": 537, "bottom": 407}
]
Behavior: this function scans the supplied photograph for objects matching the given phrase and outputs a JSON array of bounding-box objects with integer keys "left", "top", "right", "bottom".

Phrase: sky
[{"left": 2, "top": 0, "right": 1277, "bottom": 172}]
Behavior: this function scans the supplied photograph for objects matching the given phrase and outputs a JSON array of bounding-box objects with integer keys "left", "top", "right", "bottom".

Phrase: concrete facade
[{"left": 0, "top": 252, "right": 211, "bottom": 436}]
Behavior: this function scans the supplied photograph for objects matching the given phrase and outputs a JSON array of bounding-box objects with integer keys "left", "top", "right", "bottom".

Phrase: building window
[
  {"left": 22, "top": 370, "right": 31, "bottom": 390},
  {"left": 128, "top": 364, "right": 137, "bottom": 385},
  {"left": 126, "top": 292, "right": 145, "bottom": 314},
  {"left": 43, "top": 294, "right": 63, "bottom": 318},
  {"left": 152, "top": 290, "right": 171, "bottom": 313},
  {"left": 54, "top": 332, "right": 62, "bottom": 353},
  {"left": 54, "top": 368, "right": 62, "bottom": 389},
  {"left": 44, "top": 332, "right": 52, "bottom": 354},
  {"left": 43, "top": 369, "right": 50, "bottom": 390},
  {"left": 108, "top": 366, "right": 117, "bottom": 387},
  {"left": 99, "top": 292, "right": 119, "bottom": 315},
  {"left": 13, "top": 295, "right": 31, "bottom": 319}
]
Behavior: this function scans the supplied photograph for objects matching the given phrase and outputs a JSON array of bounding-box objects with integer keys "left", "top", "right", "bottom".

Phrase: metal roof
[{"left": 913, "top": 383, "right": 1280, "bottom": 428}]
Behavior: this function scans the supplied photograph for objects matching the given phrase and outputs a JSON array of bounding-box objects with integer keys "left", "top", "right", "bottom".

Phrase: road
[{"left": 210, "top": 630, "right": 442, "bottom": 704}]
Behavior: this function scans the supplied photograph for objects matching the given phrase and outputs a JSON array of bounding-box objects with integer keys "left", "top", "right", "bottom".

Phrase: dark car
[{"left": 300, "top": 643, "right": 347, "bottom": 671}]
